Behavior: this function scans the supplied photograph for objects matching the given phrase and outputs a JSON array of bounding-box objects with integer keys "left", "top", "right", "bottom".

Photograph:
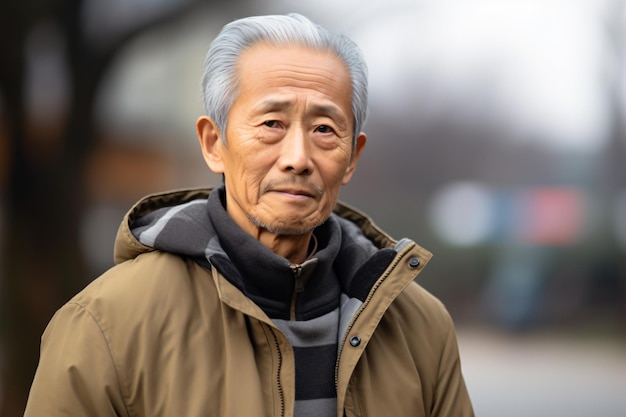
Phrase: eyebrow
[
  {"left": 255, "top": 99, "right": 292, "bottom": 113},
  {"left": 309, "top": 103, "right": 346, "bottom": 120}
]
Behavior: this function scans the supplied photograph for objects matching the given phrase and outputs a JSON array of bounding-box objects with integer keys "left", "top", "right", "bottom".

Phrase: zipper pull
[{"left": 291, "top": 264, "right": 305, "bottom": 292}]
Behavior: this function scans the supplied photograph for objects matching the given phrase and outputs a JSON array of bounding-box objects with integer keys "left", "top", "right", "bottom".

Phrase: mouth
[
  {"left": 270, "top": 188, "right": 316, "bottom": 199},
  {"left": 264, "top": 182, "right": 323, "bottom": 200}
]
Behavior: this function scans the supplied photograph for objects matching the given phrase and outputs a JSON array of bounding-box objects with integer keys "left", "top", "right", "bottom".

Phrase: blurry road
[{"left": 457, "top": 326, "right": 626, "bottom": 417}]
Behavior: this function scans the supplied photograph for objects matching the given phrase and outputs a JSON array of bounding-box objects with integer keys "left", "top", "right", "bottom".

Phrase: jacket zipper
[
  {"left": 268, "top": 325, "right": 285, "bottom": 417},
  {"left": 334, "top": 243, "right": 415, "bottom": 390},
  {"left": 289, "top": 264, "right": 304, "bottom": 320},
  {"left": 291, "top": 264, "right": 305, "bottom": 292}
]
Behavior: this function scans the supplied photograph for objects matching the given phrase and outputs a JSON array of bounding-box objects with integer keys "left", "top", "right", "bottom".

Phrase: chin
[{"left": 247, "top": 214, "right": 323, "bottom": 236}]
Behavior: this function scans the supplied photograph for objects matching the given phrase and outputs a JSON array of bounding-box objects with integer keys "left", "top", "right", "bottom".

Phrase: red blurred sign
[{"left": 514, "top": 187, "right": 585, "bottom": 245}]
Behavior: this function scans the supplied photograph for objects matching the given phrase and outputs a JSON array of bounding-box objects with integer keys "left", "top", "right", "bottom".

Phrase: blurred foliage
[{"left": 0, "top": 0, "right": 249, "bottom": 415}]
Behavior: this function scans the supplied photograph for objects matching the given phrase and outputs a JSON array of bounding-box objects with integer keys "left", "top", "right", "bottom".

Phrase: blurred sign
[
  {"left": 513, "top": 187, "right": 585, "bottom": 245},
  {"left": 431, "top": 183, "right": 587, "bottom": 246},
  {"left": 429, "top": 181, "right": 493, "bottom": 246}
]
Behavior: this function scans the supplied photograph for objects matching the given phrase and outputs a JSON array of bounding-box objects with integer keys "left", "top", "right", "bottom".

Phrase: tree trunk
[{"left": 1, "top": 154, "right": 88, "bottom": 416}]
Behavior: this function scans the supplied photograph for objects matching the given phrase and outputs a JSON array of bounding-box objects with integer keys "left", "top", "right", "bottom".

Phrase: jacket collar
[{"left": 114, "top": 187, "right": 433, "bottom": 319}]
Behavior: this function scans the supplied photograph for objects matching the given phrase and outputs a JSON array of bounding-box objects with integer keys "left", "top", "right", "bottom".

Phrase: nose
[{"left": 278, "top": 127, "right": 313, "bottom": 175}]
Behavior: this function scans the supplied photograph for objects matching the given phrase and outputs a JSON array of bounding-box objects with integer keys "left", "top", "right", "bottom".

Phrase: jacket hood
[
  {"left": 114, "top": 188, "right": 213, "bottom": 265},
  {"left": 114, "top": 187, "right": 403, "bottom": 266}
]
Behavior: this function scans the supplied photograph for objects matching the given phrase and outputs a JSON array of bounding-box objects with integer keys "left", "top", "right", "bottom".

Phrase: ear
[
  {"left": 196, "top": 115, "right": 225, "bottom": 174},
  {"left": 342, "top": 132, "right": 367, "bottom": 185}
]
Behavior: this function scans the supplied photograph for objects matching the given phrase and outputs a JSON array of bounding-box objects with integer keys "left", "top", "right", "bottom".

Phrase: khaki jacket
[{"left": 25, "top": 189, "right": 474, "bottom": 417}]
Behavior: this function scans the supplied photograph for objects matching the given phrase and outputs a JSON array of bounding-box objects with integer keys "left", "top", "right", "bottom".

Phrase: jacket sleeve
[
  {"left": 431, "top": 308, "right": 475, "bottom": 417},
  {"left": 24, "top": 302, "right": 129, "bottom": 417}
]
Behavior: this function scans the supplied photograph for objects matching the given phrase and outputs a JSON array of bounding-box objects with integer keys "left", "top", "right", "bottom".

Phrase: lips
[
  {"left": 263, "top": 181, "right": 323, "bottom": 199},
  {"left": 272, "top": 187, "right": 315, "bottom": 197}
]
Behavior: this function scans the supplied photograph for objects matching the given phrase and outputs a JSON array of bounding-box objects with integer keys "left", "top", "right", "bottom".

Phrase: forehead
[{"left": 234, "top": 42, "right": 353, "bottom": 111}]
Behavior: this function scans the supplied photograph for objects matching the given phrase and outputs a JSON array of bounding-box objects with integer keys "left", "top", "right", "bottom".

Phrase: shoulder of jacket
[
  {"left": 389, "top": 281, "right": 455, "bottom": 330},
  {"left": 70, "top": 251, "right": 215, "bottom": 320}
]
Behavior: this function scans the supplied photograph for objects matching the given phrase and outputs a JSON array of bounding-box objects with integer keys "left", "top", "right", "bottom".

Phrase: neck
[{"left": 218, "top": 188, "right": 316, "bottom": 264}]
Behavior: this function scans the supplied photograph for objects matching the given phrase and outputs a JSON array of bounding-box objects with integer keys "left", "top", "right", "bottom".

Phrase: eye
[
  {"left": 315, "top": 125, "right": 335, "bottom": 134},
  {"left": 263, "top": 120, "right": 281, "bottom": 128}
]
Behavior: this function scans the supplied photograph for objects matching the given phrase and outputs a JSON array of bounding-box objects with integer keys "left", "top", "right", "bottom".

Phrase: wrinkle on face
[{"left": 203, "top": 42, "right": 365, "bottom": 262}]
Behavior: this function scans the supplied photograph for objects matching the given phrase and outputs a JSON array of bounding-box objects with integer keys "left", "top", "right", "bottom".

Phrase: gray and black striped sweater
[{"left": 131, "top": 187, "right": 399, "bottom": 417}]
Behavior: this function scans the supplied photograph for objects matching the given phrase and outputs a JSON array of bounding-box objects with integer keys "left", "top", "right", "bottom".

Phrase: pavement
[{"left": 456, "top": 326, "right": 626, "bottom": 417}]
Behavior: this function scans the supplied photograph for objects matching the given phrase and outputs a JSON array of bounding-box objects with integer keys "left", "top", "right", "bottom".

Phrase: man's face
[{"left": 199, "top": 43, "right": 366, "bottom": 237}]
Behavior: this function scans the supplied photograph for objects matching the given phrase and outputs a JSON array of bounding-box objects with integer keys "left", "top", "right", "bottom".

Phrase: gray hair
[{"left": 201, "top": 13, "right": 368, "bottom": 146}]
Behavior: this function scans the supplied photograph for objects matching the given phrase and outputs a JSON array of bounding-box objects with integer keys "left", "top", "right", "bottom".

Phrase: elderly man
[{"left": 25, "top": 13, "right": 474, "bottom": 417}]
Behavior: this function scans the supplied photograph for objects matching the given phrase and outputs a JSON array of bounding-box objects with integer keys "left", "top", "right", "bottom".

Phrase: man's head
[
  {"left": 196, "top": 14, "right": 368, "bottom": 245},
  {"left": 200, "top": 13, "right": 368, "bottom": 146}
]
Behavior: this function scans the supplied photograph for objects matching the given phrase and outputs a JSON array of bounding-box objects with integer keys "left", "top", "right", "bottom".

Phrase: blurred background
[{"left": 1, "top": 0, "right": 625, "bottom": 415}]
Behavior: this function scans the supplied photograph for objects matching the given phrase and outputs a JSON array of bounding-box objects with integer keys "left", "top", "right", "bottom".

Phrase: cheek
[
  {"left": 228, "top": 158, "right": 269, "bottom": 200},
  {"left": 318, "top": 167, "right": 350, "bottom": 211},
  {"left": 223, "top": 140, "right": 266, "bottom": 176},
  {"left": 320, "top": 156, "right": 352, "bottom": 188}
]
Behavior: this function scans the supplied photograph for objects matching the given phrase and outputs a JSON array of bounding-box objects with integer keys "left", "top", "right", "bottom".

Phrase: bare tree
[
  {"left": 0, "top": 1, "right": 248, "bottom": 414},
  {"left": 602, "top": 0, "right": 626, "bottom": 322}
]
